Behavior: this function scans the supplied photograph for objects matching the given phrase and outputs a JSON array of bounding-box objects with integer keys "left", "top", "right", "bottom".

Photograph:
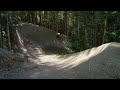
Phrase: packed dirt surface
[
  {"left": 0, "top": 23, "right": 120, "bottom": 79},
  {"left": 16, "top": 22, "right": 72, "bottom": 55}
]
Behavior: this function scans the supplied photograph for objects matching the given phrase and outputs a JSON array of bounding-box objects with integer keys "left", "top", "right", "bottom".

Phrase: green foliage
[
  {"left": 105, "top": 30, "right": 120, "bottom": 42},
  {"left": 67, "top": 11, "right": 120, "bottom": 52},
  {"left": 68, "top": 33, "right": 92, "bottom": 52}
]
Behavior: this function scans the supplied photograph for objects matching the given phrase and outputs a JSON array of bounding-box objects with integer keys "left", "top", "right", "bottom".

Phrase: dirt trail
[{"left": 3, "top": 23, "right": 120, "bottom": 79}]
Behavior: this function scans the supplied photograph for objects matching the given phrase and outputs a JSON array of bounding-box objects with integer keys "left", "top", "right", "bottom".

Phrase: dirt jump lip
[{"left": 14, "top": 22, "right": 72, "bottom": 55}]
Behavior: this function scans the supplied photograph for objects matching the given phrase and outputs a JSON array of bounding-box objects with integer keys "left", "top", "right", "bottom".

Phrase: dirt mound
[
  {"left": 15, "top": 22, "right": 72, "bottom": 55},
  {"left": 57, "top": 42, "right": 120, "bottom": 79}
]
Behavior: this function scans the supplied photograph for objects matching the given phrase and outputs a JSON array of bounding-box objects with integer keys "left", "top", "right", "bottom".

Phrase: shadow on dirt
[{"left": 11, "top": 42, "right": 120, "bottom": 79}]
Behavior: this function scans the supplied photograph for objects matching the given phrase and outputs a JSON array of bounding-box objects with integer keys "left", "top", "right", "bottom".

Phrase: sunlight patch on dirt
[{"left": 32, "top": 43, "right": 111, "bottom": 70}]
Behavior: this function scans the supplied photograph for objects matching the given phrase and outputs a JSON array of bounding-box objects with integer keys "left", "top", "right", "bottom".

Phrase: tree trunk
[
  {"left": 95, "top": 11, "right": 98, "bottom": 46},
  {"left": 39, "top": 11, "right": 42, "bottom": 25},
  {"left": 64, "top": 11, "right": 67, "bottom": 35},
  {"left": 77, "top": 11, "right": 80, "bottom": 34},
  {"left": 102, "top": 11, "right": 108, "bottom": 44},
  {"left": 67, "top": 11, "right": 69, "bottom": 36},
  {"left": 53, "top": 12, "right": 56, "bottom": 31},
  {"left": 1, "top": 26, "right": 3, "bottom": 47},
  {"left": 6, "top": 12, "right": 11, "bottom": 50},
  {"left": 95, "top": 12, "right": 103, "bottom": 46},
  {"left": 47, "top": 11, "right": 50, "bottom": 29},
  {"left": 36, "top": 11, "right": 38, "bottom": 24},
  {"left": 44, "top": 11, "right": 47, "bottom": 28},
  {"left": 27, "top": 11, "right": 31, "bottom": 23},
  {"left": 31, "top": 11, "right": 35, "bottom": 24},
  {"left": 84, "top": 12, "right": 88, "bottom": 46},
  {"left": 55, "top": 11, "right": 58, "bottom": 32},
  {"left": 0, "top": 11, "right": 2, "bottom": 47},
  {"left": 9, "top": 25, "right": 15, "bottom": 50}
]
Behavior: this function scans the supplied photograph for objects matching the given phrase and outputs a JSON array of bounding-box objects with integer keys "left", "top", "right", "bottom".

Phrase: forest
[{"left": 0, "top": 11, "right": 120, "bottom": 79}]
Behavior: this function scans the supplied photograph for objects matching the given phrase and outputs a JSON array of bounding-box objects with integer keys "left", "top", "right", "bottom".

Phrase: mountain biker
[{"left": 56, "top": 30, "right": 61, "bottom": 39}]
